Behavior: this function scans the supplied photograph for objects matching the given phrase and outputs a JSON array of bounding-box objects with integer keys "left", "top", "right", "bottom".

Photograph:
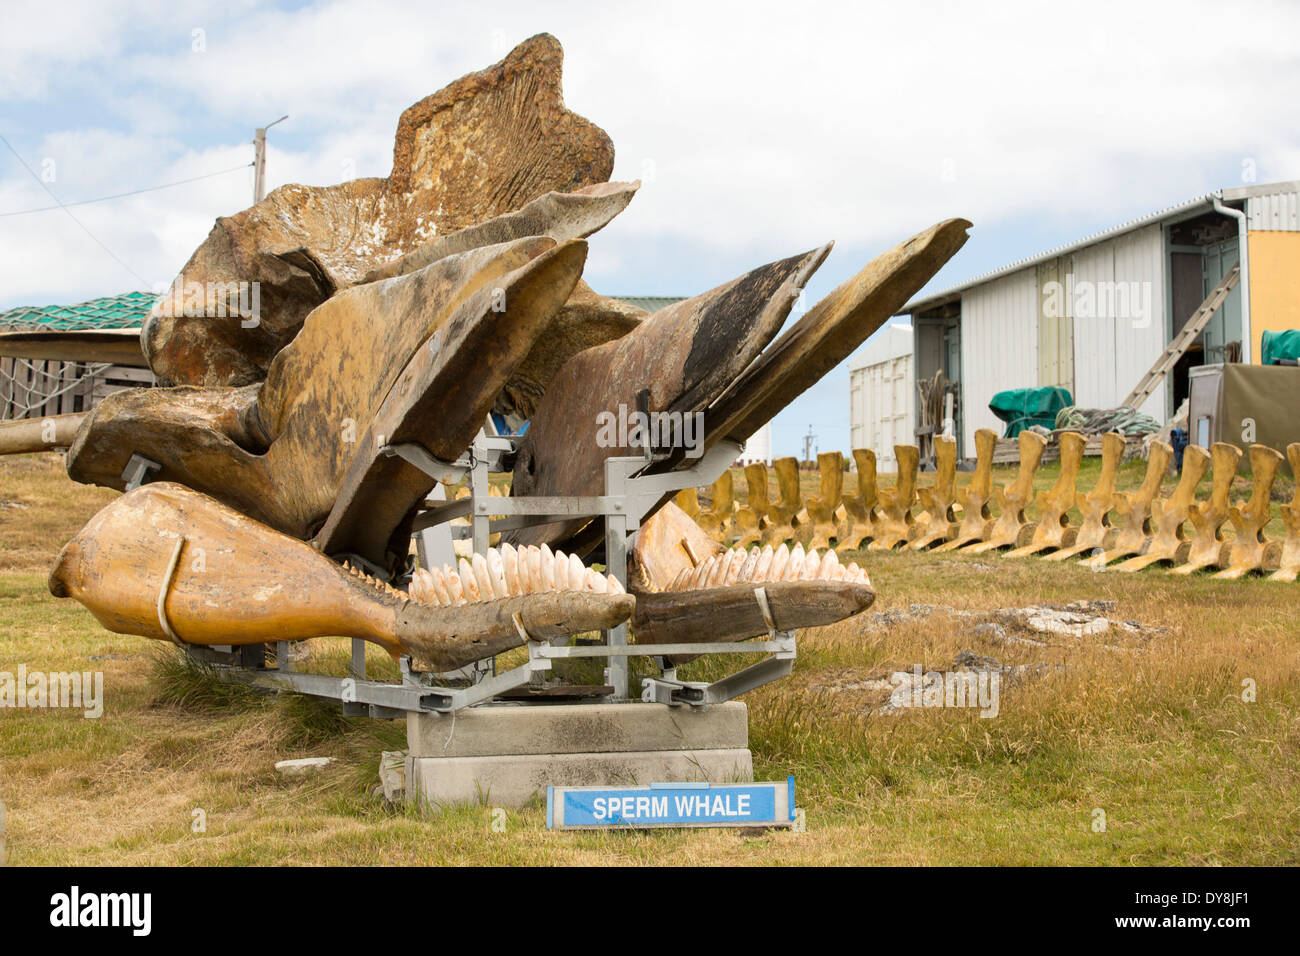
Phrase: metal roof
[
  {"left": 898, "top": 189, "right": 1244, "bottom": 315},
  {"left": 613, "top": 296, "right": 684, "bottom": 313},
  {"left": 0, "top": 291, "right": 159, "bottom": 332}
]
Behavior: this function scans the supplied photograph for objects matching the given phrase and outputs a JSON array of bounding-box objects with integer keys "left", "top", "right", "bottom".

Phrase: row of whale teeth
[
  {"left": 408, "top": 543, "right": 626, "bottom": 606},
  {"left": 666, "top": 543, "right": 869, "bottom": 592},
  {"left": 343, "top": 561, "right": 404, "bottom": 597}
]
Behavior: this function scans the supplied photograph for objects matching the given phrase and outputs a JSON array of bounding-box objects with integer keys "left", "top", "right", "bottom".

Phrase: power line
[
  {"left": 0, "top": 132, "right": 150, "bottom": 286},
  {"left": 0, "top": 162, "right": 252, "bottom": 217}
]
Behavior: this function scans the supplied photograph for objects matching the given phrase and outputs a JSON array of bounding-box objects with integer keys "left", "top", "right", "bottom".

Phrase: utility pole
[
  {"left": 253, "top": 115, "right": 289, "bottom": 204},
  {"left": 802, "top": 425, "right": 817, "bottom": 465}
]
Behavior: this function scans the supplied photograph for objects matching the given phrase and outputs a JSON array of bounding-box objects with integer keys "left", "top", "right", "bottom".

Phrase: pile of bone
[
  {"left": 409, "top": 543, "right": 624, "bottom": 606},
  {"left": 667, "top": 544, "right": 869, "bottom": 591}
]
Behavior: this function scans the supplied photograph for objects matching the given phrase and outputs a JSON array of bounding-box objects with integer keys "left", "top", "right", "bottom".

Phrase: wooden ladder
[{"left": 1122, "top": 263, "right": 1239, "bottom": 409}]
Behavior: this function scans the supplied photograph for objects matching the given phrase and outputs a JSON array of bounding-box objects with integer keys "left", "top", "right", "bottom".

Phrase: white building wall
[
  {"left": 958, "top": 267, "right": 1039, "bottom": 451},
  {"left": 738, "top": 423, "right": 771, "bottom": 465},
  {"left": 849, "top": 325, "right": 914, "bottom": 469},
  {"left": 1070, "top": 223, "right": 1167, "bottom": 419}
]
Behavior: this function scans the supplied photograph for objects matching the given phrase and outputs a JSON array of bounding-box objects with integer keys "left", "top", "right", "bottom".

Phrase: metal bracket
[{"left": 122, "top": 453, "right": 162, "bottom": 491}]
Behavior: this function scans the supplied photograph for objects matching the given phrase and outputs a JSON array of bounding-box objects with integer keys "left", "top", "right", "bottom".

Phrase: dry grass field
[{"left": 1, "top": 450, "right": 1297, "bottom": 865}]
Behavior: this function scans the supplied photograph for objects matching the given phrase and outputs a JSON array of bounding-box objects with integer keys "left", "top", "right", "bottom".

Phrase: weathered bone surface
[
  {"left": 702, "top": 220, "right": 971, "bottom": 449},
  {"left": 143, "top": 34, "right": 616, "bottom": 388},
  {"left": 631, "top": 542, "right": 874, "bottom": 651},
  {"left": 626, "top": 500, "right": 723, "bottom": 595},
  {"left": 959, "top": 431, "right": 1048, "bottom": 554},
  {"left": 49, "top": 484, "right": 633, "bottom": 672},
  {"left": 1169, "top": 442, "right": 1242, "bottom": 575},
  {"left": 1111, "top": 443, "right": 1210, "bottom": 572},
  {"left": 935, "top": 429, "right": 997, "bottom": 552},
  {"left": 1213, "top": 443, "right": 1285, "bottom": 579},
  {"left": 695, "top": 470, "right": 736, "bottom": 544},
  {"left": 908, "top": 436, "right": 958, "bottom": 551},
  {"left": 313, "top": 240, "right": 588, "bottom": 565},
  {"left": 1268, "top": 443, "right": 1300, "bottom": 582},
  {"left": 509, "top": 246, "right": 830, "bottom": 547},
  {"left": 839, "top": 448, "right": 882, "bottom": 549},
  {"left": 1005, "top": 430, "right": 1087, "bottom": 558},
  {"left": 805, "top": 452, "right": 845, "bottom": 550},
  {"left": 1041, "top": 432, "right": 1125, "bottom": 562},
  {"left": 71, "top": 238, "right": 585, "bottom": 551},
  {"left": 1093, "top": 440, "right": 1173, "bottom": 566},
  {"left": 869, "top": 444, "right": 919, "bottom": 550},
  {"left": 732, "top": 462, "right": 771, "bottom": 550},
  {"left": 761, "top": 457, "right": 804, "bottom": 547}
]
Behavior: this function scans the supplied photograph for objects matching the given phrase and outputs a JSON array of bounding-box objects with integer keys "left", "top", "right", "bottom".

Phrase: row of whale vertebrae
[
  {"left": 684, "top": 434, "right": 1300, "bottom": 580},
  {"left": 409, "top": 542, "right": 624, "bottom": 607},
  {"left": 667, "top": 543, "right": 868, "bottom": 592}
]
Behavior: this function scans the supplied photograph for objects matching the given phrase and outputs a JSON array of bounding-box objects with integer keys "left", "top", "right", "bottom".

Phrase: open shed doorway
[
  {"left": 913, "top": 302, "right": 963, "bottom": 463},
  {"left": 1167, "top": 211, "right": 1243, "bottom": 415}
]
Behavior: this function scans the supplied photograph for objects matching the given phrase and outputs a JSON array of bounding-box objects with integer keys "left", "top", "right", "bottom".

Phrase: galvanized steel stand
[{"left": 154, "top": 424, "right": 797, "bottom": 718}]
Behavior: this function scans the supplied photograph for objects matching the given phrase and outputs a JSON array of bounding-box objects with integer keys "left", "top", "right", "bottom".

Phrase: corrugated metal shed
[
  {"left": 1069, "top": 224, "right": 1167, "bottom": 419},
  {"left": 901, "top": 194, "right": 1219, "bottom": 315},
  {"left": 1224, "top": 181, "right": 1300, "bottom": 232},
  {"left": 959, "top": 268, "right": 1039, "bottom": 449},
  {"left": 849, "top": 324, "right": 914, "bottom": 468}
]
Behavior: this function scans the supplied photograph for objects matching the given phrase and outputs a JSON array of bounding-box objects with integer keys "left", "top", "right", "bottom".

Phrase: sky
[{"left": 2, "top": 0, "right": 1298, "bottom": 456}]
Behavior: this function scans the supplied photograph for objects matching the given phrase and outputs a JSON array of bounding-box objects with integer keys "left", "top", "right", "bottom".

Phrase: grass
[{"left": 1, "top": 451, "right": 1298, "bottom": 865}]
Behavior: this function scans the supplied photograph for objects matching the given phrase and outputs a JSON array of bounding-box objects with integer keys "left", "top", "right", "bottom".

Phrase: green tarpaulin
[
  {"left": 1261, "top": 329, "right": 1300, "bottom": 365},
  {"left": 988, "top": 387, "right": 1073, "bottom": 439}
]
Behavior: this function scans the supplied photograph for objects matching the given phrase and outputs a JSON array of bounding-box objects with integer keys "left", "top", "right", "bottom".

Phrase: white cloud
[{"left": 2, "top": 0, "right": 1299, "bottom": 451}]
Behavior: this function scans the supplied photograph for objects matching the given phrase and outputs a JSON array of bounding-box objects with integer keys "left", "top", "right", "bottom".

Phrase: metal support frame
[{"left": 162, "top": 425, "right": 796, "bottom": 716}]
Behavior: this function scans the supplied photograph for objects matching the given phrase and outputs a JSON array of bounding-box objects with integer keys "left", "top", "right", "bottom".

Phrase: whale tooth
[
  {"left": 459, "top": 558, "right": 480, "bottom": 601},
  {"left": 818, "top": 550, "right": 839, "bottom": 581},
  {"left": 428, "top": 567, "right": 451, "bottom": 605},
  {"left": 446, "top": 569, "right": 465, "bottom": 605},
  {"left": 567, "top": 552, "right": 586, "bottom": 590},
  {"left": 803, "top": 548, "right": 820, "bottom": 580},
  {"left": 787, "top": 544, "right": 805, "bottom": 581},
  {"left": 606, "top": 573, "right": 624, "bottom": 594},
  {"left": 769, "top": 544, "right": 790, "bottom": 582},
  {"left": 410, "top": 567, "right": 432, "bottom": 603},
  {"left": 487, "top": 548, "right": 508, "bottom": 598},
  {"left": 540, "top": 546, "right": 556, "bottom": 590},
  {"left": 472, "top": 552, "right": 494, "bottom": 599},
  {"left": 501, "top": 544, "right": 519, "bottom": 595}
]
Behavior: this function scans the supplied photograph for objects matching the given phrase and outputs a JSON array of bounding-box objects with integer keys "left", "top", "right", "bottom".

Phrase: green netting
[
  {"left": 0, "top": 291, "right": 158, "bottom": 332},
  {"left": 1261, "top": 329, "right": 1300, "bottom": 365},
  {"left": 988, "top": 386, "right": 1073, "bottom": 438}
]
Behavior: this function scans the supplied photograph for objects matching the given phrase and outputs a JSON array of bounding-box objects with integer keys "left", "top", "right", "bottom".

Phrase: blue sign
[{"left": 547, "top": 777, "right": 795, "bottom": 829}]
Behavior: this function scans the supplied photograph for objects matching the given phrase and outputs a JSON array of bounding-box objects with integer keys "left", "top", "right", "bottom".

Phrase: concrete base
[{"left": 403, "top": 702, "right": 752, "bottom": 809}]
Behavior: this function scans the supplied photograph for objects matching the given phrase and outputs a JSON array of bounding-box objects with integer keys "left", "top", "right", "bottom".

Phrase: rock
[
  {"left": 378, "top": 751, "right": 407, "bottom": 803},
  {"left": 275, "top": 757, "right": 335, "bottom": 777},
  {"left": 143, "top": 34, "right": 617, "bottom": 388}
]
